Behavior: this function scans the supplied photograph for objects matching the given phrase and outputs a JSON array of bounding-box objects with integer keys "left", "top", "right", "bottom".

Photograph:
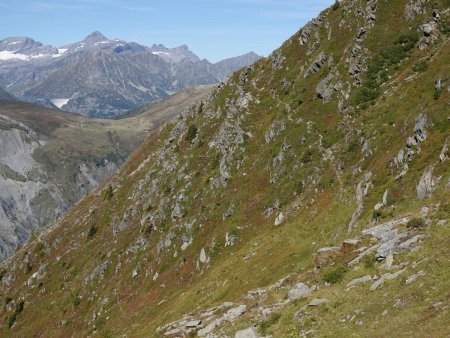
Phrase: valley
[{"left": 0, "top": 85, "right": 212, "bottom": 261}]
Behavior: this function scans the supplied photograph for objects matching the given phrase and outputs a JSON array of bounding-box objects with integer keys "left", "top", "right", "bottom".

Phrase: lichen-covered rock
[
  {"left": 348, "top": 172, "right": 372, "bottom": 233},
  {"left": 316, "top": 72, "right": 336, "bottom": 101},
  {"left": 416, "top": 165, "right": 435, "bottom": 199},
  {"left": 288, "top": 282, "right": 312, "bottom": 300},
  {"left": 299, "top": 14, "right": 324, "bottom": 45},
  {"left": 404, "top": 0, "right": 427, "bottom": 20},
  {"left": 235, "top": 327, "right": 260, "bottom": 338},
  {"left": 439, "top": 138, "right": 448, "bottom": 162},
  {"left": 304, "top": 52, "right": 327, "bottom": 77},
  {"left": 274, "top": 212, "right": 286, "bottom": 226}
]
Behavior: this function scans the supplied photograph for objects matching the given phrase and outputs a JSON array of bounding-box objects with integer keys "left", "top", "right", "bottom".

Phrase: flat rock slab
[
  {"left": 308, "top": 298, "right": 329, "bottom": 306},
  {"left": 235, "top": 327, "right": 260, "bottom": 338}
]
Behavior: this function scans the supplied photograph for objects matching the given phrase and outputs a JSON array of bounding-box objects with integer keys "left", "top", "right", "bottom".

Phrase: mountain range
[
  {"left": 0, "top": 32, "right": 259, "bottom": 117},
  {"left": 0, "top": 0, "right": 448, "bottom": 337}
]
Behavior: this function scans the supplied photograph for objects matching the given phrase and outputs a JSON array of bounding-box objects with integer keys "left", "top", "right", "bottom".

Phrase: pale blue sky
[{"left": 0, "top": 0, "right": 334, "bottom": 62}]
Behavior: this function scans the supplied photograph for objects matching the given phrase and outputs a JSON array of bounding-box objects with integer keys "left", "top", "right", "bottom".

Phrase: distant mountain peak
[{"left": 84, "top": 31, "right": 107, "bottom": 41}]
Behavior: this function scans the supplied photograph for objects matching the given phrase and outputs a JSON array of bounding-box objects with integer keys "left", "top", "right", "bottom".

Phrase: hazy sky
[{"left": 0, "top": 0, "right": 334, "bottom": 62}]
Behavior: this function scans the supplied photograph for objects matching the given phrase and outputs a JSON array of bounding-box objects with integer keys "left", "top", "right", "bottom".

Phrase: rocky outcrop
[
  {"left": 416, "top": 165, "right": 435, "bottom": 199},
  {"left": 299, "top": 14, "right": 324, "bottom": 46},
  {"left": 418, "top": 21, "right": 438, "bottom": 50},
  {"left": 394, "top": 112, "right": 428, "bottom": 180},
  {"left": 404, "top": 0, "right": 428, "bottom": 20},
  {"left": 304, "top": 52, "right": 328, "bottom": 77},
  {"left": 348, "top": 172, "right": 372, "bottom": 233}
]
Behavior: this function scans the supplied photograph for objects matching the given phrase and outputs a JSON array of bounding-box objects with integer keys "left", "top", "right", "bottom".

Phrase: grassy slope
[{"left": 0, "top": 0, "right": 448, "bottom": 337}]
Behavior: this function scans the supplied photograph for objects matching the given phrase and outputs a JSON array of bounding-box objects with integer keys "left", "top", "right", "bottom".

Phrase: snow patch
[
  {"left": 0, "top": 50, "right": 28, "bottom": 61},
  {"left": 51, "top": 98, "right": 70, "bottom": 109},
  {"left": 29, "top": 54, "right": 49, "bottom": 59},
  {"left": 128, "top": 80, "right": 149, "bottom": 92},
  {"left": 74, "top": 42, "right": 85, "bottom": 51},
  {"left": 152, "top": 51, "right": 171, "bottom": 56}
]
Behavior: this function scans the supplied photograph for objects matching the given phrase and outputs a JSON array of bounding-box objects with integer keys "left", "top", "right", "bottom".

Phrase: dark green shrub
[
  {"left": 35, "top": 241, "right": 45, "bottom": 257},
  {"left": 0, "top": 268, "right": 6, "bottom": 281},
  {"left": 229, "top": 226, "right": 240, "bottom": 238},
  {"left": 302, "top": 149, "right": 314, "bottom": 163},
  {"left": 8, "top": 300, "right": 24, "bottom": 328},
  {"left": 259, "top": 313, "right": 281, "bottom": 334},
  {"left": 406, "top": 217, "right": 426, "bottom": 228},
  {"left": 211, "top": 153, "right": 221, "bottom": 169},
  {"left": 104, "top": 185, "right": 114, "bottom": 200},
  {"left": 372, "top": 210, "right": 383, "bottom": 221},
  {"left": 197, "top": 101, "right": 204, "bottom": 114},
  {"left": 356, "top": 33, "right": 418, "bottom": 105},
  {"left": 434, "top": 88, "right": 442, "bottom": 100},
  {"left": 4, "top": 296, "right": 12, "bottom": 306},
  {"left": 73, "top": 296, "right": 81, "bottom": 307},
  {"left": 413, "top": 61, "right": 428, "bottom": 72},
  {"left": 185, "top": 125, "right": 198, "bottom": 143},
  {"left": 26, "top": 263, "right": 33, "bottom": 274},
  {"left": 87, "top": 224, "right": 97, "bottom": 239},
  {"left": 323, "top": 264, "right": 347, "bottom": 284},
  {"left": 332, "top": 0, "right": 340, "bottom": 11}
]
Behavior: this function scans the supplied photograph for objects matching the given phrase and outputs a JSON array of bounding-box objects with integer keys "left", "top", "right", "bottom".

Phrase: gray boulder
[
  {"left": 235, "top": 327, "right": 260, "bottom": 338},
  {"left": 288, "top": 283, "right": 312, "bottom": 300}
]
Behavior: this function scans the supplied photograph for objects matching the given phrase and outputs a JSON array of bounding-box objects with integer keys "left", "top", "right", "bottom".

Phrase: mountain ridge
[{"left": 0, "top": 32, "right": 260, "bottom": 117}]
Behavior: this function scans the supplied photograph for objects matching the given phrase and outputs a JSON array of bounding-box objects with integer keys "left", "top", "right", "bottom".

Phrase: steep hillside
[
  {"left": 0, "top": 85, "right": 211, "bottom": 261},
  {"left": 0, "top": 0, "right": 448, "bottom": 337},
  {"left": 0, "top": 33, "right": 260, "bottom": 118},
  {"left": 0, "top": 87, "right": 15, "bottom": 101}
]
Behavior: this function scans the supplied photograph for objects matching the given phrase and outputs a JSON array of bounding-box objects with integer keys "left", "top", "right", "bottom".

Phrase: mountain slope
[
  {"left": 0, "top": 85, "right": 211, "bottom": 261},
  {"left": 0, "top": 0, "right": 448, "bottom": 337},
  {"left": 1, "top": 33, "right": 260, "bottom": 117},
  {"left": 0, "top": 87, "right": 14, "bottom": 101}
]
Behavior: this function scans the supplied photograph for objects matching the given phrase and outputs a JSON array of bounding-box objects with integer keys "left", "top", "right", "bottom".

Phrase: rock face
[
  {"left": 0, "top": 87, "right": 15, "bottom": 101},
  {"left": 0, "top": 33, "right": 260, "bottom": 118}
]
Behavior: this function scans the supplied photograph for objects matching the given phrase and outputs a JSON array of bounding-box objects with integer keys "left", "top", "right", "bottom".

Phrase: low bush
[
  {"left": 406, "top": 217, "right": 426, "bottom": 228},
  {"left": 332, "top": 0, "right": 340, "bottom": 11},
  {"left": 323, "top": 264, "right": 347, "bottom": 284},
  {"left": 413, "top": 61, "right": 428, "bottom": 72},
  {"left": 87, "top": 224, "right": 98, "bottom": 239},
  {"left": 8, "top": 300, "right": 24, "bottom": 328},
  {"left": 104, "top": 185, "right": 114, "bottom": 200},
  {"left": 185, "top": 125, "right": 198, "bottom": 143}
]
